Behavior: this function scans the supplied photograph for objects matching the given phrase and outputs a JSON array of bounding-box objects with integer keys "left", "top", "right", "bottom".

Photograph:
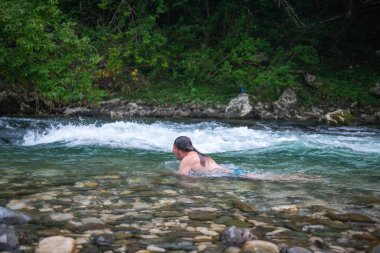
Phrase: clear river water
[{"left": 0, "top": 116, "right": 379, "bottom": 252}]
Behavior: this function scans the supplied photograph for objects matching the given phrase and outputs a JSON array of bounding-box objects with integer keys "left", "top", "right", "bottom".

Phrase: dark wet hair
[{"left": 174, "top": 136, "right": 208, "bottom": 166}]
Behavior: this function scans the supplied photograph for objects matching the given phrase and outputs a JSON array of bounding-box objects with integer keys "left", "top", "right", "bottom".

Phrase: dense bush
[{"left": 1, "top": 0, "right": 379, "bottom": 107}]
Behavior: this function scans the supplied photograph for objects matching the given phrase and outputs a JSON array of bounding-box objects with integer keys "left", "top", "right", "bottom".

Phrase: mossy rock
[{"left": 324, "top": 109, "right": 353, "bottom": 126}]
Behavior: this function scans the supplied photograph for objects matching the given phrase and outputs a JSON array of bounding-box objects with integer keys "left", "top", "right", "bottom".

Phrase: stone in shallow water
[
  {"left": 50, "top": 212, "right": 74, "bottom": 222},
  {"left": 0, "top": 224, "right": 19, "bottom": 251},
  {"left": 80, "top": 243, "right": 101, "bottom": 253},
  {"left": 231, "top": 199, "right": 256, "bottom": 212},
  {"left": 0, "top": 207, "right": 31, "bottom": 225},
  {"left": 36, "top": 236, "right": 75, "bottom": 253},
  {"left": 90, "top": 233, "right": 115, "bottom": 246},
  {"left": 280, "top": 246, "right": 312, "bottom": 253},
  {"left": 153, "top": 241, "right": 196, "bottom": 251},
  {"left": 221, "top": 226, "right": 257, "bottom": 247},
  {"left": 270, "top": 205, "right": 297, "bottom": 213},
  {"left": 188, "top": 211, "right": 220, "bottom": 221},
  {"left": 241, "top": 240, "right": 280, "bottom": 253},
  {"left": 153, "top": 211, "right": 184, "bottom": 218},
  {"left": 326, "top": 212, "right": 375, "bottom": 223}
]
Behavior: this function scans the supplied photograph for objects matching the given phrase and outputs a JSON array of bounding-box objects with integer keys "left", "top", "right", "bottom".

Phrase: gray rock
[
  {"left": 225, "top": 94, "right": 253, "bottom": 118},
  {"left": 280, "top": 246, "right": 312, "bottom": 253},
  {"left": 323, "top": 109, "right": 353, "bottom": 125},
  {"left": 241, "top": 240, "right": 279, "bottom": 253},
  {"left": 153, "top": 241, "right": 196, "bottom": 251},
  {"left": 221, "top": 226, "right": 257, "bottom": 247},
  {"left": 371, "top": 244, "right": 380, "bottom": 253},
  {"left": 272, "top": 88, "right": 298, "bottom": 119},
  {"left": 99, "top": 98, "right": 122, "bottom": 106},
  {"left": 63, "top": 106, "right": 91, "bottom": 116},
  {"left": 369, "top": 83, "right": 380, "bottom": 98},
  {"left": 0, "top": 224, "right": 19, "bottom": 251},
  {"left": 0, "top": 207, "right": 31, "bottom": 225},
  {"left": 90, "top": 233, "right": 115, "bottom": 246},
  {"left": 303, "top": 73, "right": 318, "bottom": 88}
]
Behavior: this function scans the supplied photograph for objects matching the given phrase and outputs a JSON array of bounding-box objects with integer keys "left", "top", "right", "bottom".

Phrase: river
[{"left": 1, "top": 116, "right": 379, "bottom": 252}]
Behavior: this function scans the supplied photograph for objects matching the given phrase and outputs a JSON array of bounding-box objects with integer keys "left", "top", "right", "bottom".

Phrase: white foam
[{"left": 21, "top": 120, "right": 380, "bottom": 154}]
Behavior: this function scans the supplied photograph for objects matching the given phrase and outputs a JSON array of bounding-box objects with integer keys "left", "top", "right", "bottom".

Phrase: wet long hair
[{"left": 174, "top": 136, "right": 208, "bottom": 166}]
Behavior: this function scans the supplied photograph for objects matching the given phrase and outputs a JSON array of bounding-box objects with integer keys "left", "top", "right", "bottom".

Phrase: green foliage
[
  {"left": 0, "top": 0, "right": 104, "bottom": 104},
  {"left": 1, "top": 0, "right": 379, "bottom": 109}
]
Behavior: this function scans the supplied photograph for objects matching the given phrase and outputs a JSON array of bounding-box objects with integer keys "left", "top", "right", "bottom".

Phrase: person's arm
[{"left": 177, "top": 161, "right": 192, "bottom": 176}]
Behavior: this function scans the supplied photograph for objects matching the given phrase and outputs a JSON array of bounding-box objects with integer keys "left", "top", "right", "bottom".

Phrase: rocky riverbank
[
  {"left": 1, "top": 173, "right": 380, "bottom": 253},
  {"left": 1, "top": 88, "right": 380, "bottom": 125},
  {"left": 62, "top": 89, "right": 380, "bottom": 125}
]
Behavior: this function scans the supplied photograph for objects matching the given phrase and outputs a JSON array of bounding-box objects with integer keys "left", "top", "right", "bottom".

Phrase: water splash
[{"left": 19, "top": 119, "right": 380, "bottom": 155}]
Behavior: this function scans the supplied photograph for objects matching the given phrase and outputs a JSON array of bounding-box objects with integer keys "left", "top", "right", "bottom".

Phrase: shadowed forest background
[{"left": 0, "top": 0, "right": 379, "bottom": 109}]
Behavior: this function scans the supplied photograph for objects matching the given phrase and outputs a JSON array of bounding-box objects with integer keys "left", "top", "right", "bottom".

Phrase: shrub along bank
[{"left": 0, "top": 1, "right": 379, "bottom": 115}]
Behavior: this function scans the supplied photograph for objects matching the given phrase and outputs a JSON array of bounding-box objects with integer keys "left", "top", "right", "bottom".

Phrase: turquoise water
[{"left": 1, "top": 116, "right": 380, "bottom": 251}]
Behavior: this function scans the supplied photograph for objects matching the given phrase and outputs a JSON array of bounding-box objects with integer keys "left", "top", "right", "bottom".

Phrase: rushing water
[{"left": 1, "top": 116, "right": 380, "bottom": 251}]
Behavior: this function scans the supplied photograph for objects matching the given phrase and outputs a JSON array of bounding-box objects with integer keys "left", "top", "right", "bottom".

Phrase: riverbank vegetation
[{"left": 1, "top": 0, "right": 379, "bottom": 109}]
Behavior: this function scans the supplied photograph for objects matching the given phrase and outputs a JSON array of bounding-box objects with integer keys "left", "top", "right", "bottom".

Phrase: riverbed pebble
[{"left": 36, "top": 236, "right": 75, "bottom": 253}]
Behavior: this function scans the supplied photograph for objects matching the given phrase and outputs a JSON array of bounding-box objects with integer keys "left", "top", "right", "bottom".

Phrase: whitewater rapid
[{"left": 19, "top": 120, "right": 380, "bottom": 154}]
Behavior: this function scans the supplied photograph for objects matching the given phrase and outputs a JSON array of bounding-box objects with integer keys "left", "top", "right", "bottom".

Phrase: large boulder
[
  {"left": 272, "top": 88, "right": 298, "bottom": 119},
  {"left": 225, "top": 94, "right": 253, "bottom": 118}
]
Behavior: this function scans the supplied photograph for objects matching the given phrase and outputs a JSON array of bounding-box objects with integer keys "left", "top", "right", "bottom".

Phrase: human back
[{"left": 172, "top": 136, "right": 228, "bottom": 176}]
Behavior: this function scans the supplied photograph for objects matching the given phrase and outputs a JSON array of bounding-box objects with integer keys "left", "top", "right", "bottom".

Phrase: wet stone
[
  {"left": 0, "top": 207, "right": 31, "bottom": 225},
  {"left": 153, "top": 211, "right": 184, "bottom": 218},
  {"left": 36, "top": 236, "right": 75, "bottom": 253},
  {"left": 280, "top": 246, "right": 312, "bottom": 253},
  {"left": 90, "top": 233, "right": 115, "bottom": 246},
  {"left": 370, "top": 243, "right": 380, "bottom": 253},
  {"left": 188, "top": 211, "right": 220, "bottom": 221},
  {"left": 37, "top": 228, "right": 62, "bottom": 237},
  {"left": 221, "top": 226, "right": 257, "bottom": 247},
  {"left": 80, "top": 243, "right": 101, "bottom": 253},
  {"left": 241, "top": 240, "right": 280, "bottom": 253},
  {"left": 217, "top": 216, "right": 252, "bottom": 228},
  {"left": 0, "top": 224, "right": 19, "bottom": 251},
  {"left": 152, "top": 241, "right": 196, "bottom": 251},
  {"left": 78, "top": 223, "right": 108, "bottom": 232},
  {"left": 326, "top": 211, "right": 375, "bottom": 223},
  {"left": 230, "top": 199, "right": 256, "bottom": 212}
]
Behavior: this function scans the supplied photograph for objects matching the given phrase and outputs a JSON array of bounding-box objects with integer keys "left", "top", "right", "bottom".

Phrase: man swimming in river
[
  {"left": 172, "top": 136, "right": 237, "bottom": 176},
  {"left": 172, "top": 136, "right": 307, "bottom": 181}
]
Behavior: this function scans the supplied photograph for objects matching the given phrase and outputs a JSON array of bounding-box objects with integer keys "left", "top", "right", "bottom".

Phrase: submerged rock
[
  {"left": 0, "top": 207, "right": 31, "bottom": 225},
  {"left": 231, "top": 199, "right": 256, "bottom": 212},
  {"left": 90, "top": 233, "right": 115, "bottom": 246},
  {"left": 270, "top": 205, "right": 297, "bottom": 213},
  {"left": 280, "top": 246, "right": 312, "bottom": 253},
  {"left": 221, "top": 226, "right": 257, "bottom": 247},
  {"left": 36, "top": 236, "right": 75, "bottom": 253},
  {"left": 241, "top": 240, "right": 280, "bottom": 253},
  {"left": 326, "top": 212, "right": 375, "bottom": 223},
  {"left": 0, "top": 224, "right": 19, "bottom": 251},
  {"left": 188, "top": 211, "right": 220, "bottom": 221}
]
